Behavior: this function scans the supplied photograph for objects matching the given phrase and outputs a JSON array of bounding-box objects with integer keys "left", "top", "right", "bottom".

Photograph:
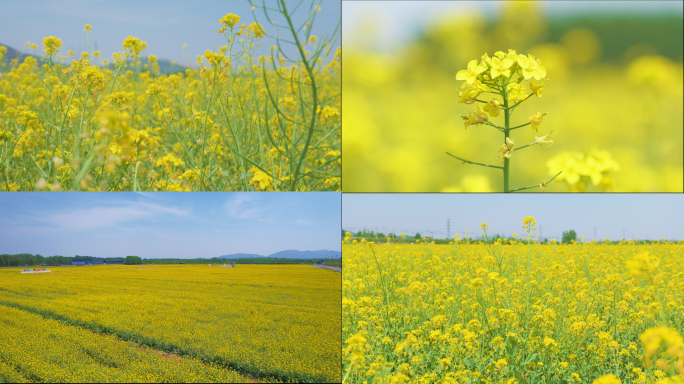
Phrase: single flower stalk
[{"left": 446, "top": 49, "right": 561, "bottom": 192}]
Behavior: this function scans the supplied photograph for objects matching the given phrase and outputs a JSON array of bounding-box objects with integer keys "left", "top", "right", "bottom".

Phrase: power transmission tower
[{"left": 447, "top": 219, "right": 451, "bottom": 239}]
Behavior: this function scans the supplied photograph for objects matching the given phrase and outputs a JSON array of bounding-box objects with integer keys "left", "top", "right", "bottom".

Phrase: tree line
[
  {"left": 0, "top": 254, "right": 68, "bottom": 267},
  {"left": 0, "top": 254, "right": 334, "bottom": 267},
  {"left": 143, "top": 257, "right": 326, "bottom": 265},
  {"left": 343, "top": 228, "right": 673, "bottom": 245},
  {"left": 1, "top": 254, "right": 144, "bottom": 266}
]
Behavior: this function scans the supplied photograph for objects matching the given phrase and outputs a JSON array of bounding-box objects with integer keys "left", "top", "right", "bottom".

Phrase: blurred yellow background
[{"left": 342, "top": 1, "right": 683, "bottom": 192}]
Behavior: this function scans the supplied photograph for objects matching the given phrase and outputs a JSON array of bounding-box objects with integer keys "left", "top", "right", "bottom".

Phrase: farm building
[
  {"left": 70, "top": 257, "right": 103, "bottom": 266},
  {"left": 70, "top": 257, "right": 125, "bottom": 265}
]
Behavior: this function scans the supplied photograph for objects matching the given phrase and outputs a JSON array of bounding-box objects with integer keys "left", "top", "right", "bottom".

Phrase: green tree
[
  {"left": 125, "top": 256, "right": 142, "bottom": 265},
  {"left": 414, "top": 233, "right": 422, "bottom": 239},
  {"left": 562, "top": 230, "right": 577, "bottom": 244}
]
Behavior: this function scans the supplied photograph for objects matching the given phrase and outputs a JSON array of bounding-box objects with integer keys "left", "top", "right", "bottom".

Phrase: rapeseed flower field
[
  {"left": 0, "top": 264, "right": 341, "bottom": 383},
  {"left": 0, "top": 3, "right": 340, "bottom": 191},
  {"left": 342, "top": 220, "right": 684, "bottom": 383}
]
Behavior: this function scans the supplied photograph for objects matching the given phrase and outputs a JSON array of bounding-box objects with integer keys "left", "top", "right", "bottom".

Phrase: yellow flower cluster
[
  {"left": 122, "top": 36, "right": 147, "bottom": 59},
  {"left": 343, "top": 234, "right": 684, "bottom": 383},
  {"left": 201, "top": 49, "right": 228, "bottom": 68},
  {"left": 247, "top": 166, "right": 272, "bottom": 190},
  {"left": 42, "top": 36, "right": 62, "bottom": 57},
  {"left": 0, "top": 264, "right": 341, "bottom": 383},
  {"left": 219, "top": 13, "right": 241, "bottom": 29},
  {"left": 547, "top": 148, "right": 621, "bottom": 192},
  {"left": 456, "top": 49, "right": 549, "bottom": 133},
  {"left": 640, "top": 326, "right": 684, "bottom": 374},
  {"left": 248, "top": 22, "right": 265, "bottom": 39}
]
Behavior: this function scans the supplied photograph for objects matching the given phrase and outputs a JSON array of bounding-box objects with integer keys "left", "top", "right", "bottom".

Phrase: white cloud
[
  {"left": 225, "top": 194, "right": 265, "bottom": 220},
  {"left": 133, "top": 192, "right": 161, "bottom": 199},
  {"left": 38, "top": 201, "right": 189, "bottom": 231}
]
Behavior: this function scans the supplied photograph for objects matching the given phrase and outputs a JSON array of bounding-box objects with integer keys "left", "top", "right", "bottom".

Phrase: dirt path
[{"left": 313, "top": 264, "right": 341, "bottom": 272}]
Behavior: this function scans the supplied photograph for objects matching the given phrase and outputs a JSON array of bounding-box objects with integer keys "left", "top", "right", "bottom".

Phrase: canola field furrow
[
  {"left": 0, "top": 305, "right": 254, "bottom": 383},
  {"left": 1, "top": 264, "right": 341, "bottom": 383},
  {"left": 342, "top": 239, "right": 684, "bottom": 383},
  {"left": 0, "top": 359, "right": 29, "bottom": 383}
]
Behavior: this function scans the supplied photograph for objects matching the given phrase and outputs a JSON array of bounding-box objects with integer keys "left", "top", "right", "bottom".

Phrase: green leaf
[
  {"left": 515, "top": 371, "right": 529, "bottom": 384},
  {"left": 523, "top": 352, "right": 538, "bottom": 365}
]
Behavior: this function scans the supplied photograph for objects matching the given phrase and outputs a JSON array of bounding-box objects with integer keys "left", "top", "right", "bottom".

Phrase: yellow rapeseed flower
[
  {"left": 219, "top": 13, "right": 240, "bottom": 29},
  {"left": 42, "top": 36, "right": 62, "bottom": 57}
]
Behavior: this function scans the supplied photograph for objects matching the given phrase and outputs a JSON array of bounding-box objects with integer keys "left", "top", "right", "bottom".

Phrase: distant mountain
[
  {"left": 218, "top": 250, "right": 341, "bottom": 259},
  {"left": 0, "top": 43, "right": 187, "bottom": 75},
  {"left": 268, "top": 250, "right": 341, "bottom": 259},
  {"left": 218, "top": 253, "right": 264, "bottom": 259},
  {"left": 0, "top": 44, "right": 39, "bottom": 63}
]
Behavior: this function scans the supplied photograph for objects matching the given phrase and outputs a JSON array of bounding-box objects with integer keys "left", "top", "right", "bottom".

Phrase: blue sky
[
  {"left": 343, "top": 1, "right": 683, "bottom": 52},
  {"left": 1, "top": 0, "right": 340, "bottom": 66},
  {"left": 0, "top": 192, "right": 341, "bottom": 258},
  {"left": 342, "top": 194, "right": 684, "bottom": 241}
]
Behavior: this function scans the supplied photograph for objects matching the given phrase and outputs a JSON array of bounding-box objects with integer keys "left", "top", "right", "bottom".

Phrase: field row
[{"left": 0, "top": 305, "right": 256, "bottom": 383}]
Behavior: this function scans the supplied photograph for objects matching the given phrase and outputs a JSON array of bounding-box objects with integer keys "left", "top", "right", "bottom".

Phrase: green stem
[
  {"left": 510, "top": 122, "right": 531, "bottom": 130},
  {"left": 513, "top": 142, "right": 539, "bottom": 152},
  {"left": 482, "top": 121, "right": 505, "bottom": 132},
  {"left": 525, "top": 227, "right": 531, "bottom": 330},
  {"left": 108, "top": 60, "right": 127, "bottom": 95},
  {"left": 199, "top": 69, "right": 219, "bottom": 188},
  {"left": 57, "top": 78, "right": 81, "bottom": 164},
  {"left": 445, "top": 152, "right": 503, "bottom": 169},
  {"left": 508, "top": 171, "right": 563, "bottom": 192},
  {"left": 133, "top": 161, "right": 141, "bottom": 192},
  {"left": 368, "top": 245, "right": 392, "bottom": 326},
  {"left": 503, "top": 89, "right": 510, "bottom": 193},
  {"left": 279, "top": 0, "right": 318, "bottom": 191}
]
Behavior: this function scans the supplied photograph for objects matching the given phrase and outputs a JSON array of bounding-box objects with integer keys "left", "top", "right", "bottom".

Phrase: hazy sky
[
  {"left": 342, "top": 194, "right": 684, "bottom": 241},
  {"left": 343, "top": 1, "right": 683, "bottom": 52},
  {"left": 0, "top": 192, "right": 341, "bottom": 258},
  {"left": 1, "top": 0, "right": 341, "bottom": 66}
]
